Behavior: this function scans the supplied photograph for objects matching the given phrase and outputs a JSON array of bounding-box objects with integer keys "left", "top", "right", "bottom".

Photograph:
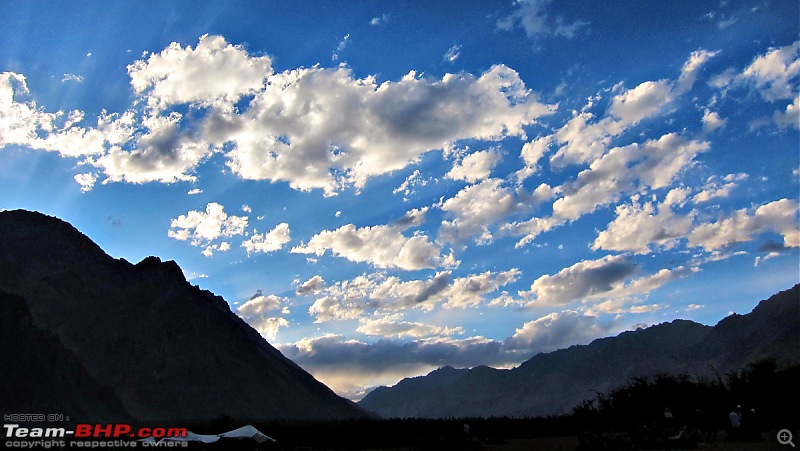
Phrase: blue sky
[{"left": 1, "top": 0, "right": 798, "bottom": 399}]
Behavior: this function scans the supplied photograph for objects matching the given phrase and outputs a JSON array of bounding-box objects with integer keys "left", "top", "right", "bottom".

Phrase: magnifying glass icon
[{"left": 778, "top": 429, "right": 795, "bottom": 447}]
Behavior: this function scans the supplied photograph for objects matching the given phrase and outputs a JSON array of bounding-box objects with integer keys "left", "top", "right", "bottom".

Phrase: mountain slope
[
  {"left": 359, "top": 286, "right": 800, "bottom": 418},
  {"left": 0, "top": 289, "right": 130, "bottom": 422},
  {"left": 0, "top": 209, "right": 368, "bottom": 422}
]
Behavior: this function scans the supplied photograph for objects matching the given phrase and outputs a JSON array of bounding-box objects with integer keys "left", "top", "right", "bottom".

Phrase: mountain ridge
[{"left": 359, "top": 285, "right": 799, "bottom": 418}]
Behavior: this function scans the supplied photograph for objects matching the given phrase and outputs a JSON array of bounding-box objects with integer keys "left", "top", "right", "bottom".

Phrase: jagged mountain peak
[{"left": 0, "top": 210, "right": 367, "bottom": 422}]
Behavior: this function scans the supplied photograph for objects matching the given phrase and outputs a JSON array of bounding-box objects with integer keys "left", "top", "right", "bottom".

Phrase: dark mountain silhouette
[
  {"left": 359, "top": 285, "right": 799, "bottom": 418},
  {"left": 0, "top": 289, "right": 130, "bottom": 422},
  {"left": 0, "top": 209, "right": 368, "bottom": 422}
]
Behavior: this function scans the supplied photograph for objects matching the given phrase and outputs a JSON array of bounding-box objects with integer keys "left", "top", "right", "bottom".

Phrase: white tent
[
  {"left": 140, "top": 425, "right": 275, "bottom": 444},
  {"left": 219, "top": 425, "right": 275, "bottom": 443}
]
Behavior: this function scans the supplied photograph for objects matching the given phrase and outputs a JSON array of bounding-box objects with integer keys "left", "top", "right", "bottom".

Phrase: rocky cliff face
[
  {"left": 0, "top": 209, "right": 368, "bottom": 422},
  {"left": 359, "top": 285, "right": 799, "bottom": 418}
]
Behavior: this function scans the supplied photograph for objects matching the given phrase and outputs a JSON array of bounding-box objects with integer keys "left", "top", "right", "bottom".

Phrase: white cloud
[
  {"left": 689, "top": 198, "right": 800, "bottom": 251},
  {"left": 441, "top": 268, "right": 522, "bottom": 309},
  {"left": 522, "top": 255, "right": 637, "bottom": 306},
  {"left": 394, "top": 206, "right": 429, "bottom": 230},
  {"left": 224, "top": 64, "right": 554, "bottom": 195},
  {"left": 307, "top": 269, "right": 520, "bottom": 322},
  {"left": 332, "top": 34, "right": 350, "bottom": 61},
  {"left": 504, "top": 310, "right": 612, "bottom": 353},
  {"left": 509, "top": 133, "right": 708, "bottom": 247},
  {"left": 370, "top": 14, "right": 389, "bottom": 26},
  {"left": 444, "top": 45, "right": 462, "bottom": 63},
  {"left": 393, "top": 169, "right": 428, "bottom": 197},
  {"left": 583, "top": 298, "right": 667, "bottom": 316},
  {"left": 0, "top": 72, "right": 108, "bottom": 158},
  {"left": 702, "top": 109, "right": 726, "bottom": 132},
  {"left": 128, "top": 34, "right": 272, "bottom": 110},
  {"left": 296, "top": 275, "right": 327, "bottom": 295},
  {"left": 292, "top": 223, "right": 453, "bottom": 271},
  {"left": 547, "top": 50, "right": 716, "bottom": 168},
  {"left": 200, "top": 241, "right": 231, "bottom": 257},
  {"left": 516, "top": 135, "right": 552, "bottom": 180},
  {"left": 73, "top": 172, "right": 98, "bottom": 192},
  {"left": 738, "top": 41, "right": 799, "bottom": 102},
  {"left": 693, "top": 173, "right": 746, "bottom": 204},
  {"left": 187, "top": 188, "right": 202, "bottom": 195},
  {"left": 445, "top": 148, "right": 502, "bottom": 182},
  {"left": 168, "top": 202, "right": 248, "bottom": 255},
  {"left": 439, "top": 178, "right": 519, "bottom": 244},
  {"left": 774, "top": 96, "right": 799, "bottom": 130},
  {"left": 754, "top": 251, "right": 782, "bottom": 267},
  {"left": 521, "top": 255, "right": 691, "bottom": 308},
  {"left": 592, "top": 194, "right": 694, "bottom": 254},
  {"left": 94, "top": 111, "right": 214, "bottom": 184},
  {"left": 357, "top": 314, "right": 462, "bottom": 339},
  {"left": 2, "top": 37, "right": 556, "bottom": 194},
  {"left": 237, "top": 290, "right": 290, "bottom": 340},
  {"left": 61, "top": 73, "right": 84, "bottom": 83},
  {"left": 242, "top": 222, "right": 291, "bottom": 255}
]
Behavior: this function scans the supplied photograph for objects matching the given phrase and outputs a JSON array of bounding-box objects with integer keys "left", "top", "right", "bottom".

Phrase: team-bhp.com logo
[{"left": 4, "top": 423, "right": 187, "bottom": 439}]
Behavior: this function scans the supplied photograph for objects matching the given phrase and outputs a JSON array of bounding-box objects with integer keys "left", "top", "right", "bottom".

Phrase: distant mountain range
[
  {"left": 0, "top": 209, "right": 368, "bottom": 423},
  {"left": 359, "top": 285, "right": 799, "bottom": 419}
]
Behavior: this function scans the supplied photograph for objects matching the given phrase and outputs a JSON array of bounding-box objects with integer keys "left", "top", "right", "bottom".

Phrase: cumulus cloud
[
  {"left": 592, "top": 192, "right": 695, "bottom": 254},
  {"left": 74, "top": 173, "right": 98, "bottom": 192},
  {"left": 0, "top": 72, "right": 108, "bottom": 157},
  {"left": 357, "top": 314, "right": 462, "bottom": 339},
  {"left": 774, "top": 96, "right": 799, "bottom": 130},
  {"left": 702, "top": 109, "right": 726, "bottom": 132},
  {"left": 236, "top": 290, "right": 290, "bottom": 340},
  {"left": 394, "top": 206, "right": 429, "bottom": 230},
  {"left": 693, "top": 173, "right": 747, "bottom": 204},
  {"left": 128, "top": 34, "right": 273, "bottom": 110},
  {"left": 223, "top": 64, "right": 554, "bottom": 194},
  {"left": 504, "top": 310, "right": 612, "bottom": 353},
  {"left": 737, "top": 41, "right": 799, "bottom": 102},
  {"left": 521, "top": 255, "right": 691, "bottom": 308},
  {"left": 689, "top": 198, "right": 800, "bottom": 251},
  {"left": 509, "top": 133, "right": 709, "bottom": 246},
  {"left": 307, "top": 269, "right": 520, "bottom": 322},
  {"left": 167, "top": 202, "right": 248, "bottom": 255},
  {"left": 94, "top": 111, "right": 214, "bottom": 184},
  {"left": 439, "top": 178, "right": 519, "bottom": 244},
  {"left": 291, "top": 223, "right": 454, "bottom": 270},
  {"left": 241, "top": 222, "right": 291, "bottom": 254},
  {"left": 546, "top": 50, "right": 716, "bottom": 168},
  {"left": 296, "top": 275, "right": 327, "bottom": 295},
  {"left": 445, "top": 148, "right": 502, "bottom": 182},
  {"left": 2, "top": 36, "right": 555, "bottom": 194},
  {"left": 522, "top": 255, "right": 637, "bottom": 306}
]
